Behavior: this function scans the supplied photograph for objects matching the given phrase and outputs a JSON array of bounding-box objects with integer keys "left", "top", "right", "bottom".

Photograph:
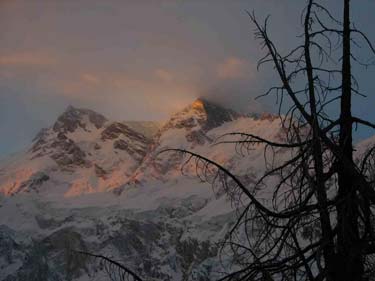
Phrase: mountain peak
[
  {"left": 53, "top": 106, "right": 107, "bottom": 133},
  {"left": 192, "top": 98, "right": 241, "bottom": 130},
  {"left": 191, "top": 98, "right": 219, "bottom": 111},
  {"left": 191, "top": 98, "right": 206, "bottom": 110},
  {"left": 65, "top": 104, "right": 76, "bottom": 112},
  {"left": 162, "top": 98, "right": 241, "bottom": 133}
]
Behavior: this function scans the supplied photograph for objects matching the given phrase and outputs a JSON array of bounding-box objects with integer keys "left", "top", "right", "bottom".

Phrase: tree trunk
[
  {"left": 303, "top": 3, "right": 336, "bottom": 280},
  {"left": 336, "top": 0, "right": 363, "bottom": 280}
]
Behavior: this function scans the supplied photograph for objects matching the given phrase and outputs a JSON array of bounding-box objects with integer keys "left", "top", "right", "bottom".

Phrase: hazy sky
[{"left": 1, "top": 0, "right": 375, "bottom": 158}]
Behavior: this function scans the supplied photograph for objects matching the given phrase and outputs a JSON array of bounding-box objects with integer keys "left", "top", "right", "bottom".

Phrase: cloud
[
  {"left": 217, "top": 57, "right": 248, "bottom": 79},
  {"left": 44, "top": 70, "right": 196, "bottom": 119},
  {"left": 81, "top": 73, "right": 100, "bottom": 84},
  {"left": 154, "top": 68, "right": 173, "bottom": 82},
  {"left": 195, "top": 57, "right": 261, "bottom": 114},
  {"left": 0, "top": 53, "right": 57, "bottom": 66}
]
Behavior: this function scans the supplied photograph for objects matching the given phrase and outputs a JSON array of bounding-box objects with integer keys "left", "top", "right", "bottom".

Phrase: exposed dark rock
[
  {"left": 53, "top": 105, "right": 107, "bottom": 133},
  {"left": 101, "top": 122, "right": 149, "bottom": 143},
  {"left": 49, "top": 137, "right": 89, "bottom": 168},
  {"left": 94, "top": 164, "right": 107, "bottom": 178},
  {"left": 113, "top": 139, "right": 128, "bottom": 150},
  {"left": 113, "top": 139, "right": 148, "bottom": 161},
  {"left": 196, "top": 98, "right": 240, "bottom": 131},
  {"left": 30, "top": 128, "right": 90, "bottom": 168},
  {"left": 160, "top": 98, "right": 240, "bottom": 135},
  {"left": 168, "top": 116, "right": 197, "bottom": 130},
  {"left": 30, "top": 129, "right": 50, "bottom": 154},
  {"left": 101, "top": 122, "right": 151, "bottom": 162},
  {"left": 0, "top": 226, "right": 23, "bottom": 266},
  {"left": 17, "top": 172, "right": 50, "bottom": 194},
  {"left": 176, "top": 238, "right": 217, "bottom": 280},
  {"left": 30, "top": 138, "right": 47, "bottom": 154},
  {"left": 12, "top": 228, "right": 88, "bottom": 281},
  {"left": 32, "top": 128, "right": 49, "bottom": 142},
  {"left": 186, "top": 130, "right": 212, "bottom": 145},
  {"left": 122, "top": 121, "right": 163, "bottom": 138}
]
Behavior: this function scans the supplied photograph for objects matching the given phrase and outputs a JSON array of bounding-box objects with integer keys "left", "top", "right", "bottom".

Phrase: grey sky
[{"left": 0, "top": 0, "right": 374, "bottom": 158}]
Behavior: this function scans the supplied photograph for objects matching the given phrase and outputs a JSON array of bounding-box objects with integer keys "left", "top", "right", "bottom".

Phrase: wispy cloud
[
  {"left": 154, "top": 68, "right": 173, "bottom": 83},
  {"left": 217, "top": 57, "right": 249, "bottom": 79},
  {"left": 0, "top": 52, "right": 57, "bottom": 66},
  {"left": 47, "top": 71, "right": 195, "bottom": 116},
  {"left": 81, "top": 73, "right": 101, "bottom": 84}
]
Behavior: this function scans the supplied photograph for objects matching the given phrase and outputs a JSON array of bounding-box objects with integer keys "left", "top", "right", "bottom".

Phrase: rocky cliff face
[
  {"left": 53, "top": 105, "right": 107, "bottom": 133},
  {"left": 159, "top": 98, "right": 240, "bottom": 135},
  {"left": 0, "top": 193, "right": 234, "bottom": 281}
]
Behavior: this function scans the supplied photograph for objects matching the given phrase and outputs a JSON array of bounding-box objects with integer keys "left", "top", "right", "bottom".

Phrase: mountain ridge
[{"left": 0, "top": 99, "right": 251, "bottom": 197}]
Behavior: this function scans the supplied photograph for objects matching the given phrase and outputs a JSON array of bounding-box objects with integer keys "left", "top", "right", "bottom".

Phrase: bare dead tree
[
  {"left": 76, "top": 1, "right": 375, "bottom": 280},
  {"left": 162, "top": 1, "right": 375, "bottom": 280}
]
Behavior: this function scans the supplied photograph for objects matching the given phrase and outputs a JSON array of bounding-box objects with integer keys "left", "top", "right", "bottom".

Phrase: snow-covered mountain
[
  {"left": 0, "top": 105, "right": 152, "bottom": 198},
  {"left": 0, "top": 99, "right": 296, "bottom": 281},
  {"left": 0, "top": 99, "right": 282, "bottom": 198}
]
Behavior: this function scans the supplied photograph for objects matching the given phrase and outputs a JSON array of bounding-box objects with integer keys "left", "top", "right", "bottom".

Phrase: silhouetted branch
[{"left": 74, "top": 251, "right": 143, "bottom": 281}]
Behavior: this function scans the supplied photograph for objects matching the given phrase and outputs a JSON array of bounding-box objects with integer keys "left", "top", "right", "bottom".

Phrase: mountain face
[
  {"left": 0, "top": 105, "right": 152, "bottom": 197},
  {"left": 122, "top": 121, "right": 164, "bottom": 138},
  {"left": 52, "top": 105, "right": 107, "bottom": 133},
  {"left": 0, "top": 99, "right": 295, "bottom": 281},
  {"left": 126, "top": 99, "right": 245, "bottom": 185},
  {"left": 0, "top": 99, "right": 247, "bottom": 197},
  {"left": 161, "top": 99, "right": 240, "bottom": 133}
]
